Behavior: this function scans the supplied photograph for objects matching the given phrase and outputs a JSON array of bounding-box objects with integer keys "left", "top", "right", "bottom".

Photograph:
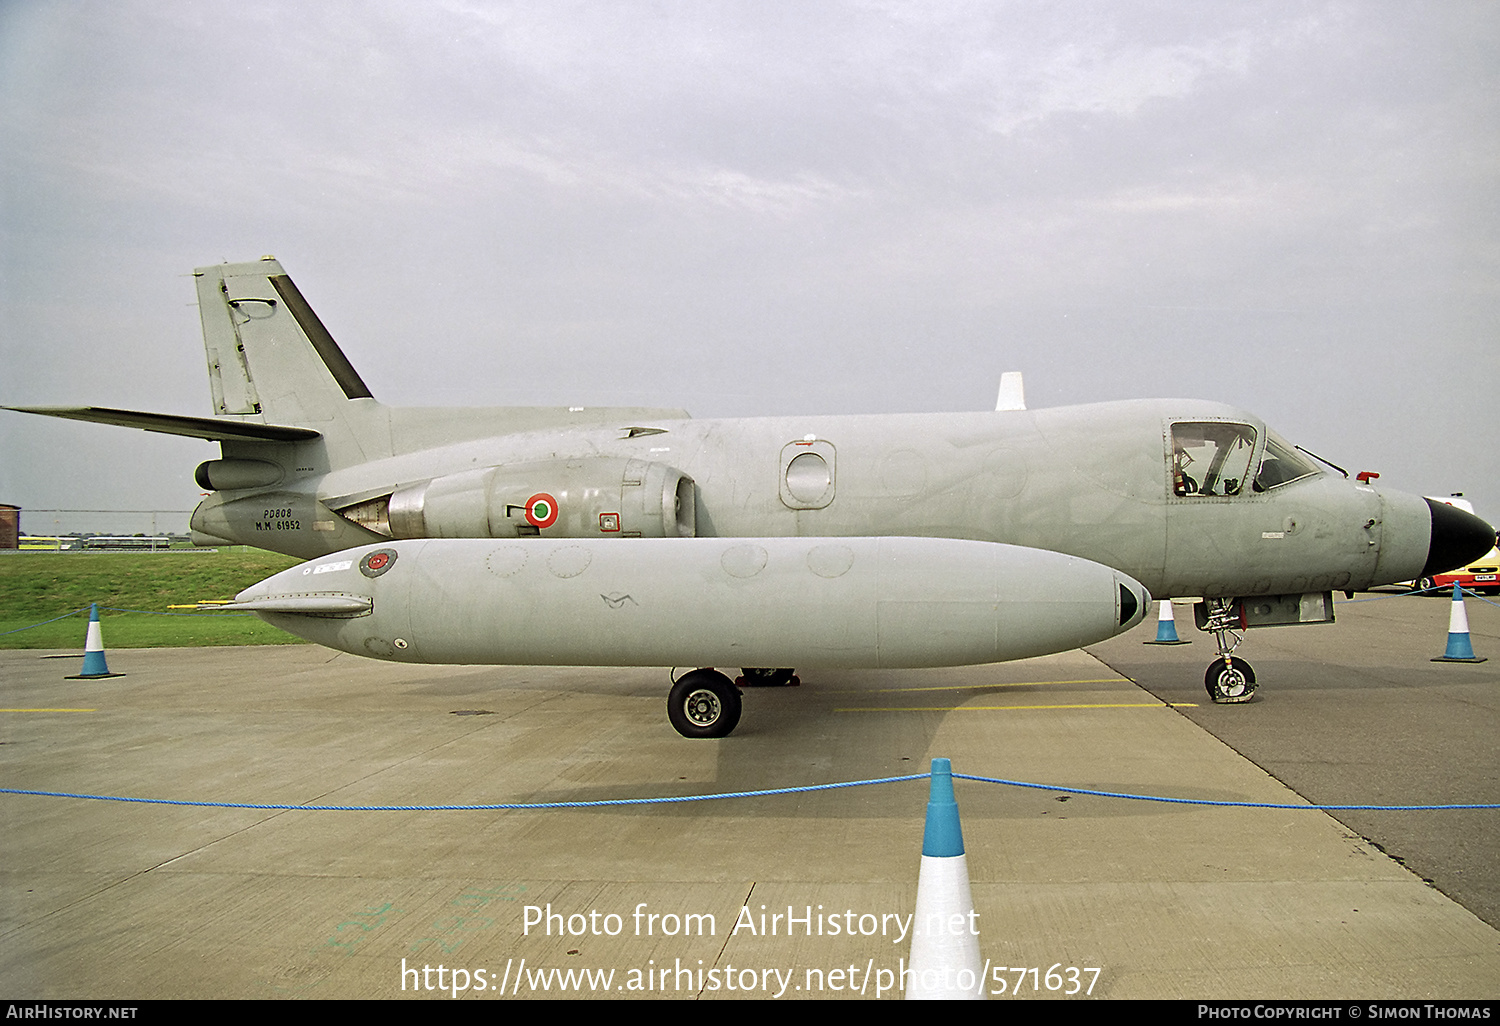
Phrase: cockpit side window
[
  {"left": 1170, "top": 422, "right": 1258, "bottom": 498},
  {"left": 1252, "top": 431, "right": 1320, "bottom": 492}
]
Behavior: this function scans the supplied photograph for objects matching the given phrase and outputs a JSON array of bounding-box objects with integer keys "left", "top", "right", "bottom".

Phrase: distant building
[{"left": 0, "top": 505, "right": 18, "bottom": 549}]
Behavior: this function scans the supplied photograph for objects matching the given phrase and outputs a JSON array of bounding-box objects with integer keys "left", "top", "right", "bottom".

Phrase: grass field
[{"left": 0, "top": 549, "right": 303, "bottom": 649}]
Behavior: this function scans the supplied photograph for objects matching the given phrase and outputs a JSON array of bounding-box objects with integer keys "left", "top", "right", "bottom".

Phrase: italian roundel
[{"left": 525, "top": 492, "right": 559, "bottom": 529}]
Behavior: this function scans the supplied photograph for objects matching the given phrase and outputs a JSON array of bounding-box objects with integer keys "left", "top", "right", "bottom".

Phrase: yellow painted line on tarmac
[
  {"left": 0, "top": 708, "right": 97, "bottom": 713},
  {"left": 836, "top": 702, "right": 1170, "bottom": 713},
  {"left": 825, "top": 677, "right": 1130, "bottom": 696}
]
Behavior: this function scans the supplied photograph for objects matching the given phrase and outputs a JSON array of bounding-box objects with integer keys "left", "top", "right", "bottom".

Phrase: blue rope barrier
[
  {"left": 949, "top": 773, "right": 1498, "bottom": 810},
  {"left": 0, "top": 607, "right": 89, "bottom": 636},
  {"left": 0, "top": 774, "right": 929, "bottom": 811},
  {"left": 1342, "top": 585, "right": 1498, "bottom": 606},
  {"left": 3, "top": 772, "right": 1495, "bottom": 812}
]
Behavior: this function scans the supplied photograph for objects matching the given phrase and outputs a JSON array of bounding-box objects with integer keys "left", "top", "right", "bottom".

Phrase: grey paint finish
[
  {"left": 11, "top": 260, "right": 1489, "bottom": 620},
  {"left": 191, "top": 395, "right": 1434, "bottom": 599},
  {"left": 12, "top": 258, "right": 1497, "bottom": 726}
]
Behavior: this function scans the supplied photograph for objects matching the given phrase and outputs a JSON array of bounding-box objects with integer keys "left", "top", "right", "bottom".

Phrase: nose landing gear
[{"left": 1200, "top": 598, "right": 1258, "bottom": 704}]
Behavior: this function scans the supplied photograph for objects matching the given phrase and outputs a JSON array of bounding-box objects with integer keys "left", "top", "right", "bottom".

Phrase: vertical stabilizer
[{"left": 194, "top": 258, "right": 388, "bottom": 467}]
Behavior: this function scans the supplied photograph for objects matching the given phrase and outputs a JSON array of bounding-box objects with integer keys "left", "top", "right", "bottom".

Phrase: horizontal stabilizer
[
  {"left": 4, "top": 406, "right": 321, "bottom": 443},
  {"left": 204, "top": 594, "right": 372, "bottom": 616}
]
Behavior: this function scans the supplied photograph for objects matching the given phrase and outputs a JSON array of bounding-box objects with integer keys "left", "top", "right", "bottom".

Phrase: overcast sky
[{"left": 2, "top": 1, "right": 1497, "bottom": 535}]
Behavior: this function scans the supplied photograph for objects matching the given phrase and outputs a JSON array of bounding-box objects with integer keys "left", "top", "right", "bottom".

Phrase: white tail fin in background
[{"left": 995, "top": 371, "right": 1026, "bottom": 411}]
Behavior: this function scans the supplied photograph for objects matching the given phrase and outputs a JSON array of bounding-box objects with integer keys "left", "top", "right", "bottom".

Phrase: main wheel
[
  {"left": 668, "top": 669, "right": 742, "bottom": 738},
  {"left": 1205, "top": 658, "right": 1257, "bottom": 703},
  {"left": 738, "top": 667, "right": 798, "bottom": 687}
]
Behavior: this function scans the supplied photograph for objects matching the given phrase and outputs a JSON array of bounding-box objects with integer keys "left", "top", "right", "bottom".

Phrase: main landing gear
[
  {"left": 667, "top": 669, "right": 742, "bottom": 739},
  {"left": 1199, "top": 598, "right": 1257, "bottom": 704},
  {"left": 665, "top": 667, "right": 801, "bottom": 738}
]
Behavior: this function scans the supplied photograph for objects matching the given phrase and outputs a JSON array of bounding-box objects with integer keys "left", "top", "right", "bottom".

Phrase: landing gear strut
[
  {"left": 1200, "top": 598, "right": 1257, "bottom": 703},
  {"left": 737, "top": 667, "right": 799, "bottom": 687},
  {"left": 667, "top": 668, "right": 742, "bottom": 738}
]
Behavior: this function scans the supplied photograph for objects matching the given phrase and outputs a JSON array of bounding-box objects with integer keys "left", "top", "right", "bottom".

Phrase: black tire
[
  {"left": 1416, "top": 577, "right": 1437, "bottom": 593},
  {"left": 668, "top": 669, "right": 742, "bottom": 738},
  {"left": 1205, "top": 658, "right": 1257, "bottom": 704},
  {"left": 739, "top": 667, "right": 797, "bottom": 687}
]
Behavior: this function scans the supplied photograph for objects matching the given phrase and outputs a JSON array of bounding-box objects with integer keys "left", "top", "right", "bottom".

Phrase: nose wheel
[
  {"left": 1205, "top": 657, "right": 1257, "bottom": 703},
  {"left": 667, "top": 668, "right": 743, "bottom": 738}
]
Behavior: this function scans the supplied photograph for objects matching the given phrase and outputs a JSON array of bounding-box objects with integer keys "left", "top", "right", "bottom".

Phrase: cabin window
[
  {"left": 1170, "top": 422, "right": 1258, "bottom": 498},
  {"left": 778, "top": 439, "right": 837, "bottom": 509}
]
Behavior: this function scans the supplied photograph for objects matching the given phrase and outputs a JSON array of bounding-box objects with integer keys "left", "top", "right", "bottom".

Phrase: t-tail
[
  {"left": 195, "top": 257, "right": 384, "bottom": 472},
  {"left": 5, "top": 257, "right": 692, "bottom": 556},
  {"left": 4, "top": 257, "right": 382, "bottom": 465}
]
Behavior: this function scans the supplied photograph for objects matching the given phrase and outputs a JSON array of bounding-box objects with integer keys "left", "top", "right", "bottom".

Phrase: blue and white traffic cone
[
  {"left": 907, "top": 758, "right": 984, "bottom": 1000},
  {"left": 66, "top": 603, "right": 125, "bottom": 679},
  {"left": 1432, "top": 585, "right": 1486, "bottom": 663},
  {"left": 1144, "top": 599, "right": 1190, "bottom": 645}
]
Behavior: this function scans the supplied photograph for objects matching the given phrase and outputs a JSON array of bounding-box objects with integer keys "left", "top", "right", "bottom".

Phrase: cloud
[{"left": 997, "top": 35, "right": 1253, "bottom": 132}]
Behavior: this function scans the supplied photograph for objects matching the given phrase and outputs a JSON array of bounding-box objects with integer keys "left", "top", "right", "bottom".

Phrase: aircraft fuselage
[{"left": 190, "top": 396, "right": 1432, "bottom": 600}]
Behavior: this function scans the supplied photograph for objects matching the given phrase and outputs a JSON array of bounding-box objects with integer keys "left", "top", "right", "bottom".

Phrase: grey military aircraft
[{"left": 8, "top": 257, "right": 1493, "bottom": 738}]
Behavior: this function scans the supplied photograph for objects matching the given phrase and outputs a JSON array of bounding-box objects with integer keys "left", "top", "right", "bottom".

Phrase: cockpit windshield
[
  {"left": 1170, "top": 422, "right": 1322, "bottom": 498},
  {"left": 1252, "top": 431, "right": 1320, "bottom": 492}
]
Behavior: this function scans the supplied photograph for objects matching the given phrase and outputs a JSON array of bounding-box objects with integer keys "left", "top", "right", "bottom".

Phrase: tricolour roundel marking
[
  {"left": 524, "top": 492, "right": 559, "bottom": 529},
  {"left": 359, "top": 548, "right": 398, "bottom": 578}
]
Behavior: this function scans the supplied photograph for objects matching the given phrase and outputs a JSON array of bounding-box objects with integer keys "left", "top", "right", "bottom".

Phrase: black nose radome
[{"left": 1422, "top": 498, "right": 1496, "bottom": 577}]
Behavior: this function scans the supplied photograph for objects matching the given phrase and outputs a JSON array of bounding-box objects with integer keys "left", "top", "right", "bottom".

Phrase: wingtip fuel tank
[{"left": 225, "top": 536, "right": 1148, "bottom": 671}]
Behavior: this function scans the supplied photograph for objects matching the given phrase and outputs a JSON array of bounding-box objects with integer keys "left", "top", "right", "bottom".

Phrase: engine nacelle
[
  {"left": 339, "top": 458, "right": 696, "bottom": 540},
  {"left": 194, "top": 458, "right": 284, "bottom": 491}
]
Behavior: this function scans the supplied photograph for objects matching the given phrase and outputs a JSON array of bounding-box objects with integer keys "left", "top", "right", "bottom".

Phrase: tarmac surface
[{"left": 1, "top": 588, "right": 1496, "bottom": 1000}]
